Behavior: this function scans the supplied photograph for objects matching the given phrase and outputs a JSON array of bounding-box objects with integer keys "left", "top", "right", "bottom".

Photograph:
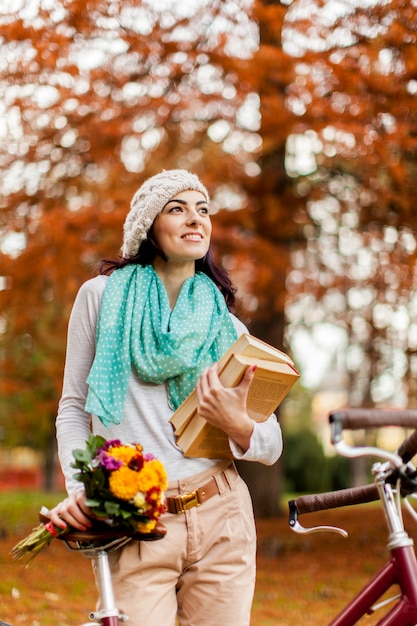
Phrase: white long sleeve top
[{"left": 56, "top": 275, "right": 283, "bottom": 493}]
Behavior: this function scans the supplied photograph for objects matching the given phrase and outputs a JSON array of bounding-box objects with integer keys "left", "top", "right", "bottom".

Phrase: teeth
[{"left": 183, "top": 235, "right": 202, "bottom": 240}]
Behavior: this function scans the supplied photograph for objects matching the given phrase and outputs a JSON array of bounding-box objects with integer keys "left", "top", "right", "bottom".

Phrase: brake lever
[
  {"left": 289, "top": 501, "right": 348, "bottom": 537},
  {"left": 289, "top": 519, "right": 348, "bottom": 537}
]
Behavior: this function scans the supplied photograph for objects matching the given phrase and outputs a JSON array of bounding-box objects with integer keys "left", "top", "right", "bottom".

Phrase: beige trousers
[{"left": 95, "top": 462, "right": 257, "bottom": 626}]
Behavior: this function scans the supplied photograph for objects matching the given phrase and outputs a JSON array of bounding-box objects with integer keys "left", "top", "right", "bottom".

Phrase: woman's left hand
[{"left": 195, "top": 363, "right": 256, "bottom": 452}]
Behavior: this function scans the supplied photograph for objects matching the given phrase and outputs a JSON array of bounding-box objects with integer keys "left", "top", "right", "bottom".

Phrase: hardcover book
[{"left": 170, "top": 334, "right": 299, "bottom": 459}]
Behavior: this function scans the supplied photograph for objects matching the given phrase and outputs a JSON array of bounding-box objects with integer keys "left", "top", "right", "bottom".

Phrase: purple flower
[
  {"left": 144, "top": 453, "right": 156, "bottom": 461},
  {"left": 98, "top": 451, "right": 123, "bottom": 471},
  {"left": 98, "top": 439, "right": 122, "bottom": 453}
]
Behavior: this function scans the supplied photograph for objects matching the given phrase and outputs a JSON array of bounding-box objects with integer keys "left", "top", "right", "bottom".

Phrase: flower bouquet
[{"left": 12, "top": 435, "right": 168, "bottom": 563}]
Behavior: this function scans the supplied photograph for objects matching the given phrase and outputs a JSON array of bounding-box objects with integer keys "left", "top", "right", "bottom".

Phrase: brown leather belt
[{"left": 166, "top": 475, "right": 222, "bottom": 514}]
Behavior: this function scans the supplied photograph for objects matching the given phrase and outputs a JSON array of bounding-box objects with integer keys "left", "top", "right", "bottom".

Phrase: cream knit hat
[{"left": 121, "top": 169, "right": 209, "bottom": 258}]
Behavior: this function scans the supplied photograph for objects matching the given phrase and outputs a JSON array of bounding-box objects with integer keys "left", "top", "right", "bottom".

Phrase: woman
[{"left": 49, "top": 169, "right": 283, "bottom": 626}]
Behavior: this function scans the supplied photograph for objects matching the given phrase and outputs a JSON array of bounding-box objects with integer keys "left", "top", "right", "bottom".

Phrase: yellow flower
[
  {"left": 108, "top": 445, "right": 139, "bottom": 466},
  {"left": 133, "top": 491, "right": 146, "bottom": 510},
  {"left": 109, "top": 466, "right": 141, "bottom": 500},
  {"left": 137, "top": 519, "right": 156, "bottom": 533},
  {"left": 137, "top": 459, "right": 168, "bottom": 492}
]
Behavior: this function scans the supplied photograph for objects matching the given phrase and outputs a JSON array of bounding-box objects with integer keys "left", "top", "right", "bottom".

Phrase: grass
[
  {"left": 0, "top": 490, "right": 94, "bottom": 626},
  {"left": 1, "top": 491, "right": 416, "bottom": 625},
  {"left": 1, "top": 491, "right": 63, "bottom": 530}
]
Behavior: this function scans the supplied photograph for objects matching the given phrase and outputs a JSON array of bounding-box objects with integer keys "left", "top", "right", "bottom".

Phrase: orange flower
[
  {"left": 137, "top": 459, "right": 168, "bottom": 493},
  {"left": 109, "top": 466, "right": 141, "bottom": 500},
  {"left": 107, "top": 444, "right": 141, "bottom": 466}
]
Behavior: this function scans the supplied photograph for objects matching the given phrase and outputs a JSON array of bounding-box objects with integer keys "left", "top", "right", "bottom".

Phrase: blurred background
[{"left": 1, "top": 0, "right": 417, "bottom": 517}]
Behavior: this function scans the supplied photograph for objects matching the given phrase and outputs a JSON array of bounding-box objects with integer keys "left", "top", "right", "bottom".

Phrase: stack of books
[{"left": 170, "top": 334, "right": 299, "bottom": 459}]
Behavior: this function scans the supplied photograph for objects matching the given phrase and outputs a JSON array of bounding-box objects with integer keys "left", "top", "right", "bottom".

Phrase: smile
[{"left": 182, "top": 234, "right": 203, "bottom": 241}]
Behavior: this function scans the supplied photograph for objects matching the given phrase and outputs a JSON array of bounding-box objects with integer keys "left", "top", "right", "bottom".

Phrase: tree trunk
[
  {"left": 237, "top": 316, "right": 287, "bottom": 518},
  {"left": 236, "top": 459, "right": 283, "bottom": 517}
]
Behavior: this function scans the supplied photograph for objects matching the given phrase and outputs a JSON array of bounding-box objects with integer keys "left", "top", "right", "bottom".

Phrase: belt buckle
[{"left": 174, "top": 490, "right": 200, "bottom": 513}]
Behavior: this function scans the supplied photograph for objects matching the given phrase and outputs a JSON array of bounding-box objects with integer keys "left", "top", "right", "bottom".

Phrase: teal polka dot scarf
[{"left": 85, "top": 264, "right": 238, "bottom": 427}]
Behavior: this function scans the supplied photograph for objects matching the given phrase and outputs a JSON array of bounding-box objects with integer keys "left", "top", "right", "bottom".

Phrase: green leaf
[
  {"left": 91, "top": 510, "right": 108, "bottom": 519},
  {"left": 120, "top": 508, "right": 133, "bottom": 520},
  {"left": 104, "top": 501, "right": 121, "bottom": 515},
  {"left": 84, "top": 498, "right": 101, "bottom": 507},
  {"left": 86, "top": 434, "right": 106, "bottom": 457},
  {"left": 72, "top": 449, "right": 92, "bottom": 463},
  {"left": 92, "top": 469, "right": 106, "bottom": 490}
]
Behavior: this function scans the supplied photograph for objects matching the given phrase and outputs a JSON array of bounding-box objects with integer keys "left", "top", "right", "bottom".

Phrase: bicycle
[
  {"left": 33, "top": 511, "right": 167, "bottom": 626},
  {"left": 289, "top": 408, "right": 417, "bottom": 625}
]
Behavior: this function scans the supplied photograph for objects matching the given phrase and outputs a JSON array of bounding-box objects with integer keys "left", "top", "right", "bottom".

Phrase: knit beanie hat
[{"left": 121, "top": 169, "right": 209, "bottom": 258}]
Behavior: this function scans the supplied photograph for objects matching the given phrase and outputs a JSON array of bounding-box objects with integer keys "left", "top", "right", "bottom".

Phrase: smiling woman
[{"left": 47, "top": 168, "right": 283, "bottom": 626}]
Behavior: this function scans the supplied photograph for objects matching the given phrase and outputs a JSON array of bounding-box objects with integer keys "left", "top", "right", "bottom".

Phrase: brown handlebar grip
[
  {"left": 291, "top": 484, "right": 379, "bottom": 516},
  {"left": 397, "top": 429, "right": 417, "bottom": 463},
  {"left": 330, "top": 409, "right": 417, "bottom": 431}
]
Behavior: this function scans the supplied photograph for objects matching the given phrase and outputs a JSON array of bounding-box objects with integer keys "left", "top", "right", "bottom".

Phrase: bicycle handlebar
[
  {"left": 289, "top": 483, "right": 379, "bottom": 524},
  {"left": 330, "top": 408, "right": 417, "bottom": 465},
  {"left": 397, "top": 429, "right": 417, "bottom": 464},
  {"left": 330, "top": 409, "right": 417, "bottom": 444},
  {"left": 289, "top": 409, "right": 417, "bottom": 529}
]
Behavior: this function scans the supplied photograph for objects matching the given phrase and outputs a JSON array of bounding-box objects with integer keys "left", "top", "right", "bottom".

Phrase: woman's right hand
[{"left": 48, "top": 491, "right": 93, "bottom": 531}]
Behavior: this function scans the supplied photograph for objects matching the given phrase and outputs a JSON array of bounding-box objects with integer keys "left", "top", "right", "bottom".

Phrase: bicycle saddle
[{"left": 39, "top": 511, "right": 167, "bottom": 543}]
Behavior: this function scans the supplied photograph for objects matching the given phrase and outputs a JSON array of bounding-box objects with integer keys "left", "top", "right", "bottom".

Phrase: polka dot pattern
[{"left": 85, "top": 264, "right": 238, "bottom": 427}]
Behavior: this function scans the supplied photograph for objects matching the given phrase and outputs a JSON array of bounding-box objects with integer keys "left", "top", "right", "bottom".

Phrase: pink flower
[
  {"left": 45, "top": 521, "right": 59, "bottom": 537},
  {"left": 97, "top": 451, "right": 123, "bottom": 471},
  {"left": 99, "top": 439, "right": 122, "bottom": 452}
]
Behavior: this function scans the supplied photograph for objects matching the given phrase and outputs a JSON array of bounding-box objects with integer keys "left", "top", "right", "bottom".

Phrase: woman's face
[{"left": 152, "top": 189, "right": 212, "bottom": 264}]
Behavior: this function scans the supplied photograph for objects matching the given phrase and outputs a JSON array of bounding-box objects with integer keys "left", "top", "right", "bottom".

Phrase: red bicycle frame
[
  {"left": 329, "top": 479, "right": 417, "bottom": 625},
  {"left": 330, "top": 544, "right": 417, "bottom": 625}
]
